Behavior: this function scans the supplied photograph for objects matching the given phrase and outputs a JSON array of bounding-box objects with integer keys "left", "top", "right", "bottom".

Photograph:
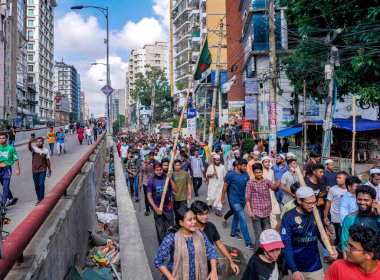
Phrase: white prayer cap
[
  {"left": 369, "top": 168, "right": 380, "bottom": 175},
  {"left": 261, "top": 156, "right": 270, "bottom": 162},
  {"left": 287, "top": 152, "right": 294, "bottom": 158},
  {"left": 296, "top": 186, "right": 315, "bottom": 199},
  {"left": 325, "top": 159, "right": 334, "bottom": 165},
  {"left": 253, "top": 151, "right": 260, "bottom": 155},
  {"left": 213, "top": 154, "right": 221, "bottom": 159}
]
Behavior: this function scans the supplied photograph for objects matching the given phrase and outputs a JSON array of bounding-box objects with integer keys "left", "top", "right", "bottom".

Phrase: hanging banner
[
  {"left": 228, "top": 101, "right": 244, "bottom": 122},
  {"left": 187, "top": 108, "right": 197, "bottom": 138},
  {"left": 245, "top": 95, "right": 257, "bottom": 120},
  {"left": 245, "top": 78, "right": 259, "bottom": 94},
  {"left": 242, "top": 120, "right": 252, "bottom": 131}
]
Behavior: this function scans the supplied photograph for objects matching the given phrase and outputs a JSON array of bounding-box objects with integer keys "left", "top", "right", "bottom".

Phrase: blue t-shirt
[
  {"left": 271, "top": 164, "right": 288, "bottom": 203},
  {"left": 281, "top": 208, "right": 322, "bottom": 273},
  {"left": 224, "top": 170, "right": 250, "bottom": 205},
  {"left": 56, "top": 132, "right": 65, "bottom": 143}
]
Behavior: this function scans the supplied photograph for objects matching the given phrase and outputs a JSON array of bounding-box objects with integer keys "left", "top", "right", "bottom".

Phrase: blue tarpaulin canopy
[
  {"left": 308, "top": 119, "right": 380, "bottom": 132},
  {"left": 277, "top": 127, "right": 303, "bottom": 137}
]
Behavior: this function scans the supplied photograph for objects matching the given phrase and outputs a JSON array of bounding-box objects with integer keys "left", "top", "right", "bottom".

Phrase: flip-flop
[{"left": 222, "top": 219, "right": 227, "bottom": 228}]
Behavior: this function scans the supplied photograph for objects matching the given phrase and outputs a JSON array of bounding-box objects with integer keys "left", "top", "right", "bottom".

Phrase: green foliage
[
  {"left": 112, "top": 114, "right": 126, "bottom": 135},
  {"left": 131, "top": 67, "right": 174, "bottom": 123},
  {"left": 242, "top": 139, "right": 254, "bottom": 154},
  {"left": 281, "top": 0, "right": 380, "bottom": 107},
  {"left": 170, "top": 116, "right": 187, "bottom": 129}
]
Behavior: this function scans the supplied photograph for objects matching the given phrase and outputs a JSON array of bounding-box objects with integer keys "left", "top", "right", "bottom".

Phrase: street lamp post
[{"left": 71, "top": 5, "right": 112, "bottom": 134}]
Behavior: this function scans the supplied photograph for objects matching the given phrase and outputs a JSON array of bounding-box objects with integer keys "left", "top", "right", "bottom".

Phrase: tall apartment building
[
  {"left": 26, "top": 0, "right": 56, "bottom": 123},
  {"left": 117, "top": 88, "right": 126, "bottom": 119},
  {"left": 171, "top": 0, "right": 227, "bottom": 111},
  {"left": 112, "top": 90, "right": 119, "bottom": 120},
  {"left": 0, "top": 2, "right": 7, "bottom": 123},
  {"left": 80, "top": 91, "right": 85, "bottom": 120},
  {"left": 53, "top": 61, "right": 81, "bottom": 121},
  {"left": 127, "top": 41, "right": 168, "bottom": 124},
  {"left": 2, "top": 0, "right": 34, "bottom": 127},
  {"left": 84, "top": 103, "right": 89, "bottom": 120}
]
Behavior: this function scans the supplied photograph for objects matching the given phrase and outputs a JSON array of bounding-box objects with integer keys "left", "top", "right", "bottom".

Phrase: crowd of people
[{"left": 117, "top": 131, "right": 380, "bottom": 280}]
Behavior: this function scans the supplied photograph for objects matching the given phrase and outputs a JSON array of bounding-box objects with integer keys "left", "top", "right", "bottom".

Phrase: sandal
[{"left": 221, "top": 218, "right": 227, "bottom": 228}]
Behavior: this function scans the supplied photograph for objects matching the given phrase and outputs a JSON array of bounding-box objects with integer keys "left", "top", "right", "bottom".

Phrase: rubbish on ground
[
  {"left": 96, "top": 212, "right": 118, "bottom": 224},
  {"left": 92, "top": 240, "right": 120, "bottom": 267},
  {"left": 65, "top": 265, "right": 112, "bottom": 280},
  {"left": 89, "top": 230, "right": 108, "bottom": 246}
]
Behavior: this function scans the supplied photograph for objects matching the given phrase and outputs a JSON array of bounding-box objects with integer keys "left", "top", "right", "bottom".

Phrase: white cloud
[
  {"left": 152, "top": 0, "right": 170, "bottom": 30},
  {"left": 54, "top": 3, "right": 169, "bottom": 115}
]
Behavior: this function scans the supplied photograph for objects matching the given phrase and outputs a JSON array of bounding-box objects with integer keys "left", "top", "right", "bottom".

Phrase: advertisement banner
[
  {"left": 242, "top": 120, "right": 252, "bottom": 131},
  {"left": 269, "top": 101, "right": 277, "bottom": 128},
  {"left": 228, "top": 101, "right": 244, "bottom": 122},
  {"left": 245, "top": 95, "right": 257, "bottom": 120},
  {"left": 245, "top": 78, "right": 259, "bottom": 94}
]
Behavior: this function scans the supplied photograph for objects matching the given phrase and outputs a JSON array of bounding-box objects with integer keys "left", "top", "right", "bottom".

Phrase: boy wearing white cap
[
  {"left": 323, "top": 159, "right": 337, "bottom": 188},
  {"left": 365, "top": 168, "right": 380, "bottom": 202},
  {"left": 281, "top": 186, "right": 338, "bottom": 280},
  {"left": 241, "top": 229, "right": 284, "bottom": 280}
]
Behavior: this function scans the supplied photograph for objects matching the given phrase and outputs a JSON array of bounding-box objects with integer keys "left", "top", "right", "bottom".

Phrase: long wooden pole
[
  {"left": 159, "top": 38, "right": 209, "bottom": 210},
  {"left": 303, "top": 80, "right": 307, "bottom": 162},
  {"left": 351, "top": 96, "right": 356, "bottom": 175},
  {"left": 294, "top": 166, "right": 334, "bottom": 255}
]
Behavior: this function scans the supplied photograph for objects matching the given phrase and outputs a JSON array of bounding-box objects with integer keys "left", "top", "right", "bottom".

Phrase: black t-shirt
[
  {"left": 304, "top": 177, "right": 324, "bottom": 196},
  {"left": 241, "top": 255, "right": 278, "bottom": 280},
  {"left": 203, "top": 222, "right": 220, "bottom": 245}
]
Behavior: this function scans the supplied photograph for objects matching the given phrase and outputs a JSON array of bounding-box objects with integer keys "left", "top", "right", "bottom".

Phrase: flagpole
[{"left": 159, "top": 37, "right": 209, "bottom": 211}]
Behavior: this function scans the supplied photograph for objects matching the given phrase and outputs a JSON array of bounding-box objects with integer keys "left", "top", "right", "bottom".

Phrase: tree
[
  {"left": 131, "top": 67, "right": 174, "bottom": 123},
  {"left": 113, "top": 114, "right": 126, "bottom": 134},
  {"left": 280, "top": 0, "right": 380, "bottom": 111}
]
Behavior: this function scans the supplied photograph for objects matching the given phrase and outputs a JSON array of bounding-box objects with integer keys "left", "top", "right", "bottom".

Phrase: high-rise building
[
  {"left": 112, "top": 90, "right": 119, "bottom": 120},
  {"left": 117, "top": 88, "right": 126, "bottom": 120},
  {"left": 0, "top": 2, "right": 6, "bottom": 123},
  {"left": 2, "top": 0, "right": 35, "bottom": 127},
  {"left": 80, "top": 91, "right": 85, "bottom": 120},
  {"left": 84, "top": 103, "right": 89, "bottom": 120},
  {"left": 26, "top": 0, "right": 57, "bottom": 123},
  {"left": 53, "top": 61, "right": 81, "bottom": 121},
  {"left": 171, "top": 0, "right": 227, "bottom": 111},
  {"left": 127, "top": 41, "right": 168, "bottom": 125}
]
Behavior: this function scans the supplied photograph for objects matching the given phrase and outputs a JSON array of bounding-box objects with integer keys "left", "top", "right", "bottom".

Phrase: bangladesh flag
[{"left": 194, "top": 38, "right": 212, "bottom": 80}]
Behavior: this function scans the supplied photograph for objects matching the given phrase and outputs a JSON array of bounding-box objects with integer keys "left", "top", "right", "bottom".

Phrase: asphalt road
[{"left": 4, "top": 133, "right": 94, "bottom": 233}]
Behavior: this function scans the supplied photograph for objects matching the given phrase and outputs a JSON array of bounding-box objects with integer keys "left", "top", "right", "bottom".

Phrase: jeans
[
  {"left": 32, "top": 171, "right": 46, "bottom": 202},
  {"left": 94, "top": 133, "right": 98, "bottom": 141},
  {"left": 252, "top": 216, "right": 271, "bottom": 251},
  {"left": 143, "top": 184, "right": 151, "bottom": 213},
  {"left": 49, "top": 143, "right": 55, "bottom": 155},
  {"left": 154, "top": 211, "right": 174, "bottom": 245},
  {"left": 8, "top": 140, "right": 15, "bottom": 146},
  {"left": 129, "top": 177, "right": 139, "bottom": 197},
  {"left": 0, "top": 166, "right": 13, "bottom": 205},
  {"left": 57, "top": 142, "right": 65, "bottom": 154},
  {"left": 231, "top": 202, "right": 252, "bottom": 246},
  {"left": 192, "top": 177, "right": 202, "bottom": 197},
  {"left": 85, "top": 135, "right": 92, "bottom": 145}
]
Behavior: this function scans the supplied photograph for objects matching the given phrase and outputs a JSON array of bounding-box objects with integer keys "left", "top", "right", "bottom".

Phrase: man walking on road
[
  {"left": 46, "top": 127, "right": 56, "bottom": 156},
  {"left": 8, "top": 127, "right": 16, "bottom": 146},
  {"left": 0, "top": 133, "right": 20, "bottom": 207},
  {"left": 189, "top": 149, "right": 204, "bottom": 197},
  {"left": 56, "top": 128, "right": 66, "bottom": 155},
  {"left": 221, "top": 159, "right": 254, "bottom": 250},
  {"left": 147, "top": 163, "right": 177, "bottom": 244},
  {"left": 28, "top": 136, "right": 51, "bottom": 205},
  {"left": 206, "top": 154, "right": 226, "bottom": 216},
  {"left": 281, "top": 186, "right": 338, "bottom": 280},
  {"left": 139, "top": 155, "right": 154, "bottom": 216},
  {"left": 85, "top": 125, "right": 93, "bottom": 145},
  {"left": 173, "top": 159, "right": 191, "bottom": 216}
]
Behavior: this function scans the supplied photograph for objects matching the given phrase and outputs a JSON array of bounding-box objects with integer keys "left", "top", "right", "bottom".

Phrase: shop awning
[
  {"left": 277, "top": 127, "right": 303, "bottom": 137},
  {"left": 308, "top": 119, "right": 380, "bottom": 132}
]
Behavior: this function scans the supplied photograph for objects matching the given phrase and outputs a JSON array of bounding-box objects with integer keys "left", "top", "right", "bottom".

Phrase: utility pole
[
  {"left": 322, "top": 46, "right": 339, "bottom": 158},
  {"left": 208, "top": 19, "right": 223, "bottom": 150},
  {"left": 351, "top": 96, "right": 356, "bottom": 175},
  {"left": 303, "top": 80, "right": 307, "bottom": 161},
  {"left": 268, "top": 0, "right": 277, "bottom": 154},
  {"left": 150, "top": 83, "right": 156, "bottom": 133},
  {"left": 169, "top": 0, "right": 174, "bottom": 97}
]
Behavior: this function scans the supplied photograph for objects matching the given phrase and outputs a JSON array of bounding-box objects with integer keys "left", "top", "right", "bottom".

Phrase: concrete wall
[
  {"left": 6, "top": 138, "right": 106, "bottom": 280},
  {"left": 114, "top": 148, "right": 153, "bottom": 280}
]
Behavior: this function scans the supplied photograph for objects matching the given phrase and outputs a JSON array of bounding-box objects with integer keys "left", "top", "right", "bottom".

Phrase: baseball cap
[
  {"left": 296, "top": 186, "right": 315, "bottom": 199},
  {"left": 260, "top": 229, "right": 284, "bottom": 251}
]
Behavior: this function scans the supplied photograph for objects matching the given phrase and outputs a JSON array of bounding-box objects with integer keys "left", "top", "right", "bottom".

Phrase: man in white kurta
[{"left": 206, "top": 154, "right": 227, "bottom": 216}]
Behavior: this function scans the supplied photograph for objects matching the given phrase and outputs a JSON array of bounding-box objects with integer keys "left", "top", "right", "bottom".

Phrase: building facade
[
  {"left": 80, "top": 91, "right": 85, "bottom": 121},
  {"left": 117, "top": 88, "right": 126, "bottom": 120},
  {"left": 112, "top": 89, "right": 119, "bottom": 120},
  {"left": 54, "top": 93, "right": 70, "bottom": 124},
  {"left": 53, "top": 61, "right": 81, "bottom": 121},
  {"left": 171, "top": 0, "right": 227, "bottom": 111},
  {"left": 26, "top": 0, "right": 57, "bottom": 124}
]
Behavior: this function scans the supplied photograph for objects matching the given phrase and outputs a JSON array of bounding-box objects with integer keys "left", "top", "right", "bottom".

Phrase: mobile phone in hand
[{"left": 31, "top": 133, "right": 36, "bottom": 138}]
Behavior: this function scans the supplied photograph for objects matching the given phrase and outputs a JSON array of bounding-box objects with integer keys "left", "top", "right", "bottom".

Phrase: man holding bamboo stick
[{"left": 281, "top": 186, "right": 338, "bottom": 280}]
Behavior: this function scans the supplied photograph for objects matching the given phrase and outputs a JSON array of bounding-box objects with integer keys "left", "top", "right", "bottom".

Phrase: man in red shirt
[
  {"left": 325, "top": 224, "right": 380, "bottom": 280},
  {"left": 246, "top": 163, "right": 278, "bottom": 252}
]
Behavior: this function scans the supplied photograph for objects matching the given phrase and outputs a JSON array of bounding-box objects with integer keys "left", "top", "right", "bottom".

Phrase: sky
[{"left": 54, "top": 0, "right": 170, "bottom": 116}]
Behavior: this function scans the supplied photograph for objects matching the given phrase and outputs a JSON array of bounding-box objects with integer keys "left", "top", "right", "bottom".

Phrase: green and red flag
[{"left": 194, "top": 38, "right": 212, "bottom": 80}]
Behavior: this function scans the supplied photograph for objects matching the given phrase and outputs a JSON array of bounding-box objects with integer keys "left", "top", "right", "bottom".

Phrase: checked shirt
[{"left": 245, "top": 178, "right": 276, "bottom": 218}]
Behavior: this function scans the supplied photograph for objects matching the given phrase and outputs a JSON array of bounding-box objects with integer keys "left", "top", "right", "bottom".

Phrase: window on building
[
  {"left": 27, "top": 43, "right": 34, "bottom": 50},
  {"left": 28, "top": 0, "right": 35, "bottom": 4},
  {"left": 27, "top": 65, "right": 34, "bottom": 72},
  {"left": 28, "top": 20, "right": 34, "bottom": 26},
  {"left": 28, "top": 55, "right": 34, "bottom": 61},
  {"left": 28, "top": 30, "right": 34, "bottom": 40},
  {"left": 27, "top": 76, "right": 34, "bottom": 83},
  {"left": 27, "top": 9, "right": 34, "bottom": 16}
]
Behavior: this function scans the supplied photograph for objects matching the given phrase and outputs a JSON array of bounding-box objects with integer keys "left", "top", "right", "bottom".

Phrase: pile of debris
[{"left": 66, "top": 150, "right": 121, "bottom": 280}]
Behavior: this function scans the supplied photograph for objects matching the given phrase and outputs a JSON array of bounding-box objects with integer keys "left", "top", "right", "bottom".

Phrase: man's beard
[{"left": 214, "top": 162, "right": 220, "bottom": 166}]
